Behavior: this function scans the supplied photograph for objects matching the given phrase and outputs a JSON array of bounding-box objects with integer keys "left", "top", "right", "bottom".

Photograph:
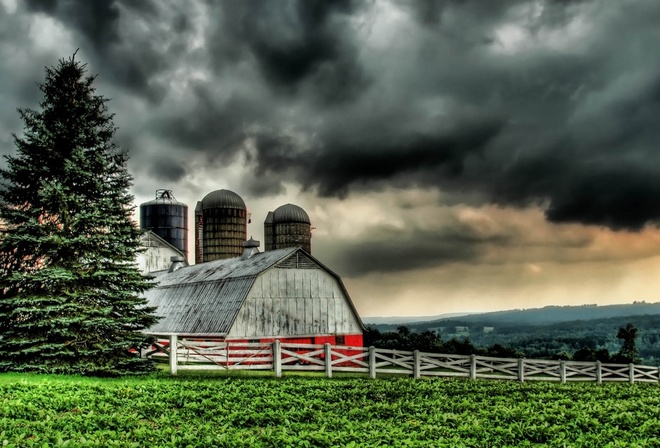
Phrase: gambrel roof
[{"left": 144, "top": 247, "right": 364, "bottom": 336}]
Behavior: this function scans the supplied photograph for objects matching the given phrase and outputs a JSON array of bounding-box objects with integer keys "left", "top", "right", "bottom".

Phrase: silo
[
  {"left": 139, "top": 189, "right": 188, "bottom": 259},
  {"left": 264, "top": 203, "right": 312, "bottom": 253},
  {"left": 200, "top": 189, "right": 247, "bottom": 261},
  {"left": 194, "top": 201, "right": 203, "bottom": 264},
  {"left": 264, "top": 211, "right": 274, "bottom": 251}
]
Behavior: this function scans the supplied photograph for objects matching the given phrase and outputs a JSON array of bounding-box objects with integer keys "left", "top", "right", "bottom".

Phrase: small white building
[{"left": 137, "top": 230, "right": 187, "bottom": 275}]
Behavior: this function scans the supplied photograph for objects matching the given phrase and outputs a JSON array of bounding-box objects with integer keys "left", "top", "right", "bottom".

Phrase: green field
[{"left": 1, "top": 372, "right": 659, "bottom": 447}]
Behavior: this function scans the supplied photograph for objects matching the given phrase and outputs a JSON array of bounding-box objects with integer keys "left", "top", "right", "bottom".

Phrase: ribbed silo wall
[
  {"left": 273, "top": 222, "right": 311, "bottom": 253},
  {"left": 195, "top": 202, "right": 203, "bottom": 264},
  {"left": 202, "top": 207, "right": 247, "bottom": 261},
  {"left": 264, "top": 211, "right": 274, "bottom": 251}
]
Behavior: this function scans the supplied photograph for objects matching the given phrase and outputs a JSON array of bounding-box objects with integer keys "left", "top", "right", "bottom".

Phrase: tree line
[{"left": 364, "top": 323, "right": 642, "bottom": 364}]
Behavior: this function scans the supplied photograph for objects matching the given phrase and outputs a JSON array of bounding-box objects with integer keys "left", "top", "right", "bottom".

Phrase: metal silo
[
  {"left": 139, "top": 189, "right": 188, "bottom": 259},
  {"left": 200, "top": 189, "right": 247, "bottom": 261},
  {"left": 264, "top": 203, "right": 312, "bottom": 253}
]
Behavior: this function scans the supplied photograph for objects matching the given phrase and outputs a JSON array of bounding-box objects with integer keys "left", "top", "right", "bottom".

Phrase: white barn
[{"left": 144, "top": 242, "right": 364, "bottom": 346}]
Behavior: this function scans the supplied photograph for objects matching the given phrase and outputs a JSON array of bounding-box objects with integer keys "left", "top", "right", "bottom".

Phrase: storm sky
[{"left": 2, "top": 0, "right": 660, "bottom": 317}]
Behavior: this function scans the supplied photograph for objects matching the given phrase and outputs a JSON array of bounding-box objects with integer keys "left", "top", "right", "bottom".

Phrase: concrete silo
[
  {"left": 139, "top": 189, "right": 188, "bottom": 259},
  {"left": 264, "top": 203, "right": 312, "bottom": 253},
  {"left": 196, "top": 189, "right": 247, "bottom": 262}
]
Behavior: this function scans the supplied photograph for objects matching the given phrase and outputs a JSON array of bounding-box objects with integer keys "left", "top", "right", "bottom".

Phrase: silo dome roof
[
  {"left": 140, "top": 197, "right": 187, "bottom": 207},
  {"left": 140, "top": 189, "right": 187, "bottom": 207},
  {"left": 273, "top": 203, "right": 310, "bottom": 224},
  {"left": 201, "top": 189, "right": 246, "bottom": 210}
]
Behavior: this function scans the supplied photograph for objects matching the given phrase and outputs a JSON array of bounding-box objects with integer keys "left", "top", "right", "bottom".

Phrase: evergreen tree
[{"left": 0, "top": 54, "right": 158, "bottom": 376}]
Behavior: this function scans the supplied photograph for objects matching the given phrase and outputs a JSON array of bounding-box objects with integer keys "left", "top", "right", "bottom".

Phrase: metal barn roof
[
  {"left": 145, "top": 247, "right": 296, "bottom": 335},
  {"left": 144, "top": 246, "right": 364, "bottom": 336},
  {"left": 153, "top": 247, "right": 297, "bottom": 287},
  {"left": 146, "top": 277, "right": 255, "bottom": 335}
]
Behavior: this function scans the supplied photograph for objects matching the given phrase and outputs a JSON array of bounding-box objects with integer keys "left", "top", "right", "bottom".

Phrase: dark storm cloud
[
  {"left": 315, "top": 200, "right": 597, "bottom": 277},
  {"left": 544, "top": 167, "right": 660, "bottom": 230},
  {"left": 209, "top": 0, "right": 369, "bottom": 103},
  {"left": 23, "top": 0, "right": 57, "bottom": 14},
  {"left": 332, "top": 231, "right": 484, "bottom": 276},
  {"left": 316, "top": 224, "right": 500, "bottom": 276},
  {"left": 153, "top": 83, "right": 264, "bottom": 160},
  {"left": 148, "top": 157, "right": 187, "bottom": 184},
  {"left": 7, "top": 0, "right": 660, "bottom": 233},
  {"left": 205, "top": 0, "right": 660, "bottom": 231},
  {"left": 405, "top": 0, "right": 525, "bottom": 28},
  {"left": 25, "top": 0, "right": 121, "bottom": 49},
  {"left": 22, "top": 0, "right": 172, "bottom": 100},
  {"left": 249, "top": 116, "right": 504, "bottom": 197}
]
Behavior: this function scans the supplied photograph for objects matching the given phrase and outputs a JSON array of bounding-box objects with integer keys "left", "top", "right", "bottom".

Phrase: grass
[{"left": 1, "top": 371, "right": 659, "bottom": 447}]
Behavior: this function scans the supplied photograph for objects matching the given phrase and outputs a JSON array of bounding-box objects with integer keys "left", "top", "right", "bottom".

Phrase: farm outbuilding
[
  {"left": 137, "top": 230, "right": 188, "bottom": 275},
  {"left": 144, "top": 240, "right": 364, "bottom": 346}
]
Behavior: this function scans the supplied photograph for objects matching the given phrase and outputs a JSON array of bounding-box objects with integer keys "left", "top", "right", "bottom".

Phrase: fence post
[
  {"left": 413, "top": 350, "right": 420, "bottom": 379},
  {"left": 470, "top": 355, "right": 477, "bottom": 380},
  {"left": 596, "top": 361, "right": 602, "bottom": 384},
  {"left": 369, "top": 346, "right": 376, "bottom": 379},
  {"left": 560, "top": 361, "right": 566, "bottom": 384},
  {"left": 518, "top": 358, "right": 525, "bottom": 382},
  {"left": 325, "top": 343, "right": 332, "bottom": 378},
  {"left": 274, "top": 340, "right": 282, "bottom": 378},
  {"left": 629, "top": 363, "right": 635, "bottom": 384},
  {"left": 225, "top": 341, "right": 230, "bottom": 371},
  {"left": 169, "top": 334, "right": 178, "bottom": 376}
]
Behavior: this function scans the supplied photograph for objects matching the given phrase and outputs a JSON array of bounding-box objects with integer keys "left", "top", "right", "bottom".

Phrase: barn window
[{"left": 336, "top": 336, "right": 345, "bottom": 345}]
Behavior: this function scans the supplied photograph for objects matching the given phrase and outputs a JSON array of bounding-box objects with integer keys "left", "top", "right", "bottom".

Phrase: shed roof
[{"left": 144, "top": 246, "right": 364, "bottom": 336}]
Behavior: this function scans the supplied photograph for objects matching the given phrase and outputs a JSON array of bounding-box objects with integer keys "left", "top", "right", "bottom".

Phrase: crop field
[{"left": 1, "top": 372, "right": 659, "bottom": 447}]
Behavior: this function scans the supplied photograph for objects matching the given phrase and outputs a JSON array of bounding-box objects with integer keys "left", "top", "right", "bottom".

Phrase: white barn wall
[
  {"left": 227, "top": 267, "right": 362, "bottom": 338},
  {"left": 137, "top": 243, "right": 181, "bottom": 274}
]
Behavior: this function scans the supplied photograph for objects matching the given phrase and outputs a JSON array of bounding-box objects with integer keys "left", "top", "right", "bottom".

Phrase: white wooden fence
[{"left": 145, "top": 335, "right": 660, "bottom": 384}]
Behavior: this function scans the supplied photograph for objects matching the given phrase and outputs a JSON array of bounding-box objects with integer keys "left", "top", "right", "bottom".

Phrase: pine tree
[{"left": 0, "top": 54, "right": 158, "bottom": 376}]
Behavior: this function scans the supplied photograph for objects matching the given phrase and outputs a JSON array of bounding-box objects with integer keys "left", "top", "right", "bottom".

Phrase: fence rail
[{"left": 147, "top": 335, "right": 660, "bottom": 384}]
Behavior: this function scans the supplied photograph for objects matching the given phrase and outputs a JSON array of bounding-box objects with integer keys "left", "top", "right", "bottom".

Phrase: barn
[{"left": 144, "top": 240, "right": 364, "bottom": 346}]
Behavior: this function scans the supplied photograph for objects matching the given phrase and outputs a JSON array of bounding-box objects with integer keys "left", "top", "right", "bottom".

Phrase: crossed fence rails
[{"left": 145, "top": 334, "right": 660, "bottom": 384}]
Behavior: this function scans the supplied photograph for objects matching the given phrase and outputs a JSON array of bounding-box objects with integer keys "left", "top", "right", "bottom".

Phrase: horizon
[{"left": 361, "top": 300, "right": 660, "bottom": 320}]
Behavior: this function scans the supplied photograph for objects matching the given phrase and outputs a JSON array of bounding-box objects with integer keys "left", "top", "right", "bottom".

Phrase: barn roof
[
  {"left": 153, "top": 247, "right": 295, "bottom": 286},
  {"left": 144, "top": 246, "right": 365, "bottom": 336}
]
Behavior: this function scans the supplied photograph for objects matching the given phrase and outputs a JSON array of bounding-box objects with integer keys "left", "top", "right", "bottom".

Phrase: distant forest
[{"left": 365, "top": 303, "right": 660, "bottom": 365}]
